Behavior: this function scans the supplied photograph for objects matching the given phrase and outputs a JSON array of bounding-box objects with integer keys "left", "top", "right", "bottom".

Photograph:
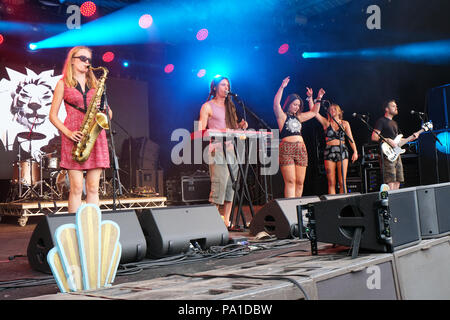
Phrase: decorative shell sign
[{"left": 47, "top": 204, "right": 122, "bottom": 293}]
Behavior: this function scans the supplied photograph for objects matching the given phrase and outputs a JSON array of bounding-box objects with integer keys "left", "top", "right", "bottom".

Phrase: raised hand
[
  {"left": 281, "top": 76, "right": 290, "bottom": 89},
  {"left": 306, "top": 87, "right": 313, "bottom": 97},
  {"left": 317, "top": 88, "right": 325, "bottom": 99}
]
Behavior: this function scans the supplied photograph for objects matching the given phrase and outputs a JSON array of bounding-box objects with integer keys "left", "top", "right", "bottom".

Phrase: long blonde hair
[
  {"left": 328, "top": 103, "right": 344, "bottom": 120},
  {"left": 62, "top": 46, "right": 97, "bottom": 89}
]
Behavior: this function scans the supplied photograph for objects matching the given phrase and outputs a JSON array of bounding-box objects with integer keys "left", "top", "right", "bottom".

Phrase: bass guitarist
[{"left": 371, "top": 99, "right": 418, "bottom": 190}]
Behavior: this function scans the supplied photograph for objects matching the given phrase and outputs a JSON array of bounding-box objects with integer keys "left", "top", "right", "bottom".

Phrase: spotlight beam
[
  {"left": 31, "top": 3, "right": 157, "bottom": 49},
  {"left": 29, "top": 1, "right": 277, "bottom": 50},
  {"left": 302, "top": 39, "right": 450, "bottom": 65}
]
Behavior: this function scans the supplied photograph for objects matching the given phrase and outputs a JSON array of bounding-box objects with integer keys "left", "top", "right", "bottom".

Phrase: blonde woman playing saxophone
[{"left": 49, "top": 46, "right": 113, "bottom": 213}]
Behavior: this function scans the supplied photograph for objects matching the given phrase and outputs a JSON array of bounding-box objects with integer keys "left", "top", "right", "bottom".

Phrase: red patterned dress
[{"left": 59, "top": 84, "right": 110, "bottom": 170}]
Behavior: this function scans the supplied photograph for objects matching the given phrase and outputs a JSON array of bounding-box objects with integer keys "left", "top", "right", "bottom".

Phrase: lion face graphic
[
  {"left": 11, "top": 80, "right": 53, "bottom": 130},
  {"left": 0, "top": 67, "right": 66, "bottom": 161}
]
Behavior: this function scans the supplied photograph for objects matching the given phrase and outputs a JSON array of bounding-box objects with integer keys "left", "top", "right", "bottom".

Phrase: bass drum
[
  {"left": 56, "top": 170, "right": 69, "bottom": 196},
  {"left": 55, "top": 170, "right": 86, "bottom": 196}
]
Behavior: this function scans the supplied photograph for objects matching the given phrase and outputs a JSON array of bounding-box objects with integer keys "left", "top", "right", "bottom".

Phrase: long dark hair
[
  {"left": 282, "top": 93, "right": 303, "bottom": 116},
  {"left": 206, "top": 76, "right": 239, "bottom": 129}
]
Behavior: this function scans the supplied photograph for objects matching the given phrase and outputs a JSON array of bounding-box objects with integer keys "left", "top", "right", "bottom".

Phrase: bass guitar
[{"left": 381, "top": 121, "right": 433, "bottom": 162}]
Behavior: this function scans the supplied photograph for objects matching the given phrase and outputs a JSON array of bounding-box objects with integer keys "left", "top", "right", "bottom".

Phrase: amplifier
[
  {"left": 362, "top": 143, "right": 380, "bottom": 164},
  {"left": 364, "top": 167, "right": 382, "bottom": 193},
  {"left": 181, "top": 173, "right": 211, "bottom": 203},
  {"left": 346, "top": 178, "right": 363, "bottom": 193}
]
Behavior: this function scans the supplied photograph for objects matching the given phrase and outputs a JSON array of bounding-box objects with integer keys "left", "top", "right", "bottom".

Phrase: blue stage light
[
  {"left": 30, "top": 1, "right": 277, "bottom": 49},
  {"left": 28, "top": 43, "right": 37, "bottom": 50},
  {"left": 123, "top": 61, "right": 129, "bottom": 67},
  {"left": 301, "top": 39, "right": 450, "bottom": 65},
  {"left": 436, "top": 132, "right": 450, "bottom": 155}
]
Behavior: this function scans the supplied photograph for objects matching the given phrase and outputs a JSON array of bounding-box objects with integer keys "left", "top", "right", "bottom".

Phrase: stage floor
[
  {"left": 0, "top": 205, "right": 340, "bottom": 300},
  {"left": 2, "top": 202, "right": 450, "bottom": 301}
]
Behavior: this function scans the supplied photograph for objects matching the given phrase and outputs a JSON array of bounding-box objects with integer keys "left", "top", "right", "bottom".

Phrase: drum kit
[{"left": 10, "top": 132, "right": 68, "bottom": 201}]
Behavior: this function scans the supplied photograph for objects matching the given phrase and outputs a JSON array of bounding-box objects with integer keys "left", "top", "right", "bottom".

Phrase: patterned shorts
[
  {"left": 279, "top": 141, "right": 308, "bottom": 167},
  {"left": 324, "top": 144, "right": 349, "bottom": 162}
]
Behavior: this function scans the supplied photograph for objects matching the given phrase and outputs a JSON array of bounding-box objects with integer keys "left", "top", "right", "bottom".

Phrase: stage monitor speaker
[
  {"left": 416, "top": 182, "right": 450, "bottom": 238},
  {"left": 249, "top": 196, "right": 321, "bottom": 239},
  {"left": 138, "top": 204, "right": 229, "bottom": 258},
  {"left": 310, "top": 192, "right": 392, "bottom": 253},
  {"left": 387, "top": 187, "right": 422, "bottom": 249},
  {"left": 319, "top": 193, "right": 361, "bottom": 201},
  {"left": 27, "top": 210, "right": 147, "bottom": 274},
  {"left": 309, "top": 189, "right": 421, "bottom": 253}
]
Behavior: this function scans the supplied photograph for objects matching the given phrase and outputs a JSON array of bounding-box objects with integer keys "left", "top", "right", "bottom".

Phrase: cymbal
[{"left": 17, "top": 132, "right": 46, "bottom": 140}]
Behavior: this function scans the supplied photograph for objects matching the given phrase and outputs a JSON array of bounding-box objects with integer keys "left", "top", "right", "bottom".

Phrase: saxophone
[{"left": 72, "top": 66, "right": 110, "bottom": 162}]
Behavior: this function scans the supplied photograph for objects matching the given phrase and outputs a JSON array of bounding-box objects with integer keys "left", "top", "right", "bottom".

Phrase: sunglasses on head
[{"left": 73, "top": 55, "right": 92, "bottom": 64}]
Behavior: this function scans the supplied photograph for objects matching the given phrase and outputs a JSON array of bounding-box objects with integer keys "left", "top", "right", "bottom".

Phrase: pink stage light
[
  {"left": 102, "top": 51, "right": 115, "bottom": 63},
  {"left": 197, "top": 69, "right": 206, "bottom": 78},
  {"left": 164, "top": 64, "right": 174, "bottom": 73},
  {"left": 196, "top": 29, "right": 208, "bottom": 41},
  {"left": 0, "top": 34, "right": 4, "bottom": 45},
  {"left": 80, "top": 1, "right": 96, "bottom": 17},
  {"left": 139, "top": 14, "right": 153, "bottom": 29},
  {"left": 278, "top": 43, "right": 289, "bottom": 54}
]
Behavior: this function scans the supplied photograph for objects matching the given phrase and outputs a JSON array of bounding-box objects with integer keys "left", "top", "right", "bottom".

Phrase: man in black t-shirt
[{"left": 371, "top": 99, "right": 418, "bottom": 190}]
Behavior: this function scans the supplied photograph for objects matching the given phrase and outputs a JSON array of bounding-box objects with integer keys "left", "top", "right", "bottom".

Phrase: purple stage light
[
  {"left": 139, "top": 14, "right": 153, "bottom": 29},
  {"left": 278, "top": 43, "right": 289, "bottom": 54},
  {"left": 197, "top": 69, "right": 206, "bottom": 78},
  {"left": 164, "top": 64, "right": 174, "bottom": 73},
  {"left": 196, "top": 28, "right": 208, "bottom": 41}
]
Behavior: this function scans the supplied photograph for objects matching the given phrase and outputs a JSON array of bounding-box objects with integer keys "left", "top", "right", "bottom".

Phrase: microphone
[
  {"left": 352, "top": 113, "right": 369, "bottom": 119},
  {"left": 225, "top": 90, "right": 238, "bottom": 97},
  {"left": 410, "top": 110, "right": 425, "bottom": 116}
]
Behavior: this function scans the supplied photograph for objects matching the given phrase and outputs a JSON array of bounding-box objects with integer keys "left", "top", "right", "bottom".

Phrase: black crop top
[
  {"left": 280, "top": 113, "right": 302, "bottom": 139},
  {"left": 325, "top": 124, "right": 345, "bottom": 142}
]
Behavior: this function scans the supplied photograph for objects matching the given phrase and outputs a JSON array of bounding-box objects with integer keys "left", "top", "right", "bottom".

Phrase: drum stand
[
  {"left": 36, "top": 152, "right": 62, "bottom": 199},
  {"left": 16, "top": 147, "right": 61, "bottom": 201},
  {"left": 100, "top": 169, "right": 129, "bottom": 197},
  {"left": 16, "top": 140, "right": 41, "bottom": 200}
]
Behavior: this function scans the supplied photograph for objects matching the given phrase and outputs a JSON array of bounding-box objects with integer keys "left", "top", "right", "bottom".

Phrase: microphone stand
[
  {"left": 232, "top": 95, "right": 271, "bottom": 130},
  {"left": 324, "top": 102, "right": 353, "bottom": 194},
  {"left": 416, "top": 112, "right": 441, "bottom": 184},
  {"left": 101, "top": 86, "right": 123, "bottom": 211},
  {"left": 416, "top": 112, "right": 443, "bottom": 146},
  {"left": 111, "top": 118, "right": 133, "bottom": 191}
]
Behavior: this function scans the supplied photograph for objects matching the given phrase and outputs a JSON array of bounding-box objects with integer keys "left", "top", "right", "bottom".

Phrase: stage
[
  {"left": 0, "top": 0, "right": 449, "bottom": 307},
  {"left": 0, "top": 196, "right": 167, "bottom": 227}
]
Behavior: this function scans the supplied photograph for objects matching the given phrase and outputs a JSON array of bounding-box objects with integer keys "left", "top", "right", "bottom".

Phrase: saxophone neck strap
[{"left": 64, "top": 100, "right": 87, "bottom": 114}]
